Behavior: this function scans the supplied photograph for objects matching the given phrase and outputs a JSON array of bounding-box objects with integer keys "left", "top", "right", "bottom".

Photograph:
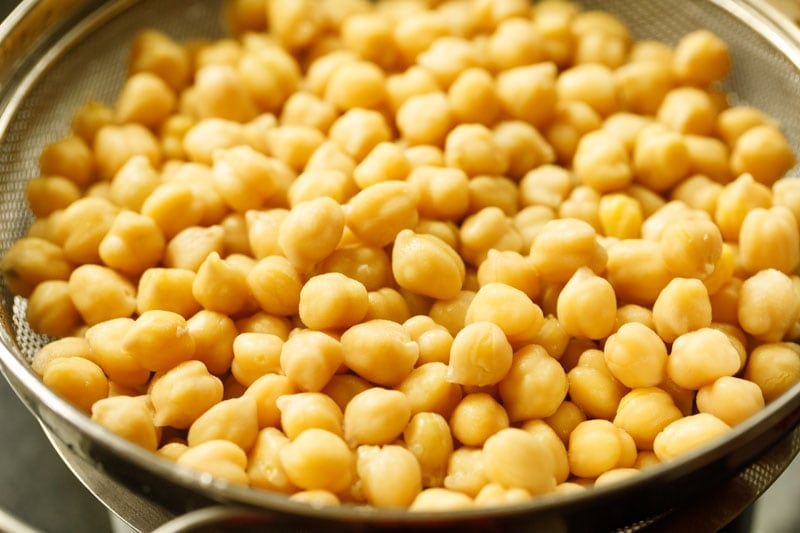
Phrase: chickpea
[
  {"left": 417, "top": 36, "right": 480, "bottom": 88},
  {"left": 667, "top": 328, "right": 741, "bottom": 390},
  {"left": 385, "top": 66, "right": 440, "bottom": 114},
  {"left": 68, "top": 264, "right": 136, "bottom": 326},
  {"left": 71, "top": 100, "right": 114, "bottom": 145},
  {"left": 545, "top": 101, "right": 603, "bottom": 165},
  {"left": 242, "top": 373, "right": 296, "bottom": 428},
  {"left": 38, "top": 135, "right": 95, "bottom": 188},
  {"left": 572, "top": 131, "right": 632, "bottom": 193},
  {"left": 405, "top": 412, "right": 454, "bottom": 488},
  {"left": 123, "top": 309, "right": 195, "bottom": 373},
  {"left": 714, "top": 173, "right": 773, "bottom": 242},
  {"left": 447, "top": 321, "right": 512, "bottom": 387},
  {"left": 247, "top": 427, "right": 297, "bottom": 493},
  {"left": 1, "top": 237, "right": 73, "bottom": 298},
  {"left": 325, "top": 60, "right": 387, "bottom": 111},
  {"left": 567, "top": 419, "right": 631, "bottom": 478},
  {"left": 498, "top": 344, "right": 568, "bottom": 422},
  {"left": 91, "top": 395, "right": 160, "bottom": 451},
  {"left": 240, "top": 258, "right": 300, "bottom": 320},
  {"left": 443, "top": 123, "right": 508, "bottom": 177},
  {"left": 449, "top": 393, "right": 508, "bottom": 447},
  {"left": 83, "top": 318, "right": 149, "bottom": 389},
  {"left": 25, "top": 176, "right": 80, "bottom": 219},
  {"left": 633, "top": 128, "right": 691, "bottom": 193},
  {"left": 544, "top": 400, "right": 586, "bottom": 445},
  {"left": 343, "top": 387, "right": 411, "bottom": 447},
  {"left": 186, "top": 394, "right": 259, "bottom": 451},
  {"left": 42, "top": 357, "right": 108, "bottom": 414},
  {"left": 673, "top": 29, "right": 731, "bottom": 86},
  {"left": 136, "top": 267, "right": 200, "bottom": 318},
  {"left": 177, "top": 439, "right": 249, "bottom": 485},
  {"left": 443, "top": 447, "right": 488, "bottom": 497},
  {"left": 459, "top": 206, "right": 523, "bottom": 265},
  {"left": 298, "top": 272, "right": 369, "bottom": 330},
  {"left": 652, "top": 277, "right": 712, "bottom": 343},
  {"left": 496, "top": 62, "right": 558, "bottom": 129},
  {"left": 738, "top": 269, "right": 800, "bottom": 342},
  {"left": 613, "top": 388, "right": 683, "bottom": 450},
  {"left": 494, "top": 121, "right": 556, "bottom": 180},
  {"left": 745, "top": 343, "right": 800, "bottom": 402},
  {"left": 346, "top": 181, "right": 418, "bottom": 247},
  {"left": 391, "top": 229, "right": 465, "bottom": 300},
  {"left": 567, "top": 351, "right": 628, "bottom": 421},
  {"left": 406, "top": 166, "right": 469, "bottom": 222},
  {"left": 357, "top": 445, "right": 422, "bottom": 508},
  {"left": 149, "top": 360, "right": 223, "bottom": 429},
  {"left": 483, "top": 428, "right": 557, "bottom": 496},
  {"left": 557, "top": 267, "right": 617, "bottom": 340},
  {"left": 653, "top": 413, "right": 730, "bottom": 462},
  {"left": 279, "top": 429, "right": 354, "bottom": 493},
  {"left": 98, "top": 210, "right": 165, "bottom": 277},
  {"left": 615, "top": 60, "right": 674, "bottom": 116},
  {"left": 696, "top": 376, "right": 765, "bottom": 427},
  {"left": 93, "top": 123, "right": 161, "bottom": 180},
  {"left": 229, "top": 332, "right": 283, "bottom": 388},
  {"left": 25, "top": 280, "right": 79, "bottom": 338},
  {"left": 598, "top": 193, "right": 642, "bottom": 239},
  {"left": 529, "top": 218, "right": 606, "bottom": 284},
  {"left": 731, "top": 125, "right": 796, "bottom": 186},
  {"left": 328, "top": 108, "right": 392, "bottom": 162},
  {"left": 739, "top": 206, "right": 800, "bottom": 274},
  {"left": 558, "top": 63, "right": 618, "bottom": 117},
  {"left": 605, "top": 238, "right": 673, "bottom": 306},
  {"left": 465, "top": 282, "right": 543, "bottom": 346},
  {"left": 341, "top": 320, "right": 419, "bottom": 387},
  {"left": 128, "top": 29, "right": 190, "bottom": 91},
  {"left": 604, "top": 323, "right": 667, "bottom": 389},
  {"left": 280, "top": 330, "right": 344, "bottom": 393},
  {"left": 182, "top": 310, "right": 237, "bottom": 376}
]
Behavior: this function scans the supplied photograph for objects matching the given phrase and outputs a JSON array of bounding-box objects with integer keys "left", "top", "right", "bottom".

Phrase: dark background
[{"left": 0, "top": 1, "right": 799, "bottom": 532}]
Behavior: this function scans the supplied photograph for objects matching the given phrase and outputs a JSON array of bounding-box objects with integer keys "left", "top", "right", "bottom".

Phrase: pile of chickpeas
[{"left": 4, "top": 0, "right": 800, "bottom": 511}]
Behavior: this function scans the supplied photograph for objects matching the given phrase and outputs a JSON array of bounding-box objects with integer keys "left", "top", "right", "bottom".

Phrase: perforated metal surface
[{"left": 1, "top": 0, "right": 800, "bottom": 530}]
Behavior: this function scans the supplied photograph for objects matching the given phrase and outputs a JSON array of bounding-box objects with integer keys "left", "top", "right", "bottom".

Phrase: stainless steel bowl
[{"left": 1, "top": 0, "right": 800, "bottom": 531}]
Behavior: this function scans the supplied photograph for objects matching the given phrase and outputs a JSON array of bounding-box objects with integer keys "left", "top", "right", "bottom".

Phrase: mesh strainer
[{"left": 1, "top": 0, "right": 800, "bottom": 531}]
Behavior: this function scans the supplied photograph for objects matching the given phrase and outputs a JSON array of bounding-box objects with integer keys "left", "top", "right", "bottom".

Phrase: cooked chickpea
[
  {"left": 696, "top": 376, "right": 765, "bottom": 427},
  {"left": 673, "top": 29, "right": 730, "bottom": 86},
  {"left": 465, "top": 282, "right": 543, "bottom": 345},
  {"left": 633, "top": 128, "right": 691, "bottom": 193},
  {"left": 68, "top": 264, "right": 136, "bottom": 326},
  {"left": 652, "top": 277, "right": 712, "bottom": 343},
  {"left": 186, "top": 394, "right": 259, "bottom": 451},
  {"left": 91, "top": 395, "right": 160, "bottom": 451},
  {"left": 443, "top": 447, "right": 488, "bottom": 497},
  {"left": 406, "top": 166, "right": 470, "bottom": 222},
  {"left": 329, "top": 108, "right": 392, "bottom": 162},
  {"left": 557, "top": 267, "right": 617, "bottom": 340},
  {"left": 613, "top": 387, "right": 683, "bottom": 450},
  {"left": 494, "top": 121, "right": 556, "bottom": 180},
  {"left": 614, "top": 60, "right": 674, "bottom": 116},
  {"left": 247, "top": 427, "right": 297, "bottom": 493},
  {"left": 745, "top": 342, "right": 800, "bottom": 402},
  {"left": 544, "top": 401, "right": 586, "bottom": 445},
  {"left": 341, "top": 319, "right": 419, "bottom": 387},
  {"left": 357, "top": 445, "right": 422, "bottom": 508},
  {"left": 1, "top": 237, "right": 73, "bottom": 298},
  {"left": 343, "top": 387, "right": 411, "bottom": 447},
  {"left": 653, "top": 413, "right": 731, "bottom": 462},
  {"left": 568, "top": 419, "right": 631, "bottom": 478},
  {"left": 128, "top": 29, "right": 190, "bottom": 91},
  {"left": 605, "top": 238, "right": 673, "bottom": 306},
  {"left": 241, "top": 257, "right": 300, "bottom": 318},
  {"left": 42, "top": 357, "right": 108, "bottom": 414},
  {"left": 448, "top": 393, "right": 508, "bottom": 447},
  {"left": 572, "top": 131, "right": 632, "bottom": 193},
  {"left": 149, "top": 360, "right": 223, "bottom": 429},
  {"left": 26, "top": 280, "right": 81, "bottom": 338},
  {"left": 93, "top": 123, "right": 161, "bottom": 180},
  {"left": 495, "top": 62, "right": 558, "bottom": 128},
  {"left": 280, "top": 330, "right": 343, "bottom": 393},
  {"left": 558, "top": 63, "right": 618, "bottom": 117},
  {"left": 325, "top": 60, "right": 387, "bottom": 111},
  {"left": 136, "top": 267, "right": 200, "bottom": 318},
  {"left": 604, "top": 323, "right": 667, "bottom": 389},
  {"left": 567, "top": 351, "right": 628, "bottom": 421},
  {"left": 71, "top": 100, "right": 114, "bottom": 144},
  {"left": 404, "top": 412, "right": 453, "bottom": 488},
  {"left": 98, "top": 210, "right": 165, "bottom": 277},
  {"left": 498, "top": 344, "right": 568, "bottom": 422},
  {"left": 123, "top": 309, "right": 195, "bottom": 373},
  {"left": 298, "top": 272, "right": 369, "bottom": 330},
  {"left": 396, "top": 362, "right": 462, "bottom": 418},
  {"left": 738, "top": 269, "right": 800, "bottom": 342},
  {"left": 242, "top": 373, "right": 296, "bottom": 428},
  {"left": 279, "top": 429, "right": 353, "bottom": 493},
  {"left": 739, "top": 206, "right": 800, "bottom": 274},
  {"left": 392, "top": 229, "right": 465, "bottom": 300},
  {"left": 460, "top": 207, "right": 524, "bottom": 266},
  {"left": 731, "top": 125, "right": 796, "bottom": 186},
  {"left": 483, "top": 428, "right": 557, "bottom": 496},
  {"left": 529, "top": 218, "right": 606, "bottom": 284},
  {"left": 546, "top": 101, "right": 603, "bottom": 165},
  {"left": 25, "top": 176, "right": 81, "bottom": 219},
  {"left": 229, "top": 332, "right": 283, "bottom": 387},
  {"left": 177, "top": 440, "right": 249, "bottom": 485},
  {"left": 667, "top": 328, "right": 741, "bottom": 390},
  {"left": 39, "top": 135, "right": 95, "bottom": 188},
  {"left": 598, "top": 193, "right": 642, "bottom": 239},
  {"left": 447, "top": 321, "right": 512, "bottom": 387},
  {"left": 443, "top": 123, "right": 508, "bottom": 177},
  {"left": 346, "top": 181, "right": 418, "bottom": 247}
]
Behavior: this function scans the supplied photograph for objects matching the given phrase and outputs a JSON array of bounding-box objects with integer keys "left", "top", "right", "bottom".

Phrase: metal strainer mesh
[{"left": 1, "top": 0, "right": 800, "bottom": 528}]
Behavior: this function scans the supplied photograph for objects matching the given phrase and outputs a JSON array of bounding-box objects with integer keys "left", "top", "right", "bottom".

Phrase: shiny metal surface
[{"left": 1, "top": 0, "right": 800, "bottom": 531}]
